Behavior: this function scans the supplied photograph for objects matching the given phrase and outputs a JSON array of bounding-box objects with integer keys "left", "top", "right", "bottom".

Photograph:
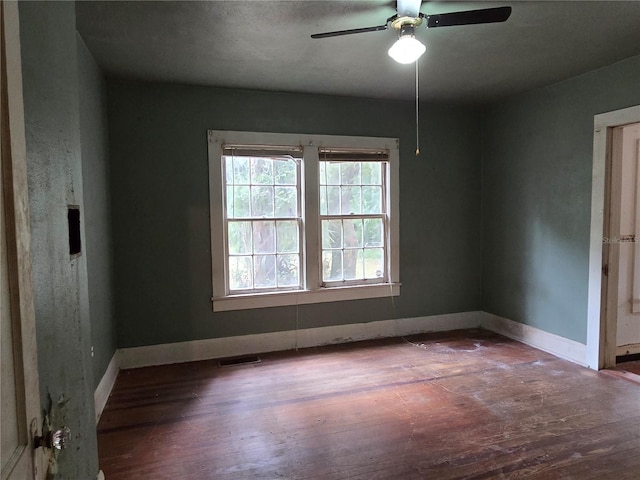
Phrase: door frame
[
  {"left": 1, "top": 0, "right": 43, "bottom": 478},
  {"left": 587, "top": 105, "right": 640, "bottom": 370}
]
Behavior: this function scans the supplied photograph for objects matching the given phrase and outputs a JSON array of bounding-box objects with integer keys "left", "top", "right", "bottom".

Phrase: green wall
[
  {"left": 19, "top": 1, "right": 99, "bottom": 478},
  {"left": 77, "top": 35, "right": 117, "bottom": 390},
  {"left": 107, "top": 80, "right": 483, "bottom": 347},
  {"left": 482, "top": 55, "right": 640, "bottom": 343}
]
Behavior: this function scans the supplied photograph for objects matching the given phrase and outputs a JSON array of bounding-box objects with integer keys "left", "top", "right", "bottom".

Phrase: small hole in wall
[{"left": 68, "top": 206, "right": 81, "bottom": 256}]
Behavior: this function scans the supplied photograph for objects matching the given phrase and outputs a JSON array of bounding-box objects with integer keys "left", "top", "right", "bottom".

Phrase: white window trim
[{"left": 208, "top": 130, "right": 400, "bottom": 312}]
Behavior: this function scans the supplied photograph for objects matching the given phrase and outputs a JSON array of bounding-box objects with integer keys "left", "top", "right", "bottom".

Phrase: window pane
[
  {"left": 326, "top": 162, "right": 340, "bottom": 185},
  {"left": 322, "top": 220, "right": 343, "bottom": 249},
  {"left": 251, "top": 186, "right": 274, "bottom": 217},
  {"left": 251, "top": 158, "right": 273, "bottom": 184},
  {"left": 227, "top": 221, "right": 252, "bottom": 254},
  {"left": 320, "top": 186, "right": 327, "bottom": 215},
  {"left": 233, "top": 186, "right": 250, "bottom": 218},
  {"left": 327, "top": 186, "right": 341, "bottom": 215},
  {"left": 226, "top": 186, "right": 234, "bottom": 217},
  {"left": 275, "top": 186, "right": 297, "bottom": 217},
  {"left": 274, "top": 159, "right": 296, "bottom": 185},
  {"left": 277, "top": 254, "right": 299, "bottom": 287},
  {"left": 341, "top": 162, "right": 361, "bottom": 185},
  {"left": 232, "top": 157, "right": 250, "bottom": 184},
  {"left": 361, "top": 162, "right": 381, "bottom": 185},
  {"left": 319, "top": 162, "right": 326, "bottom": 185},
  {"left": 277, "top": 221, "right": 298, "bottom": 253},
  {"left": 229, "top": 256, "right": 252, "bottom": 290},
  {"left": 344, "top": 219, "right": 363, "bottom": 248},
  {"left": 364, "top": 248, "right": 384, "bottom": 279},
  {"left": 341, "top": 186, "right": 361, "bottom": 215},
  {"left": 253, "top": 221, "right": 275, "bottom": 253},
  {"left": 322, "top": 250, "right": 343, "bottom": 282},
  {"left": 225, "top": 156, "right": 234, "bottom": 184},
  {"left": 343, "top": 249, "right": 363, "bottom": 280},
  {"left": 362, "top": 186, "right": 382, "bottom": 214},
  {"left": 254, "top": 255, "right": 276, "bottom": 288},
  {"left": 363, "top": 218, "right": 383, "bottom": 247}
]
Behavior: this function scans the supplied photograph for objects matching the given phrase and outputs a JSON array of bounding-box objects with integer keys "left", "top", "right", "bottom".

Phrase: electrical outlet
[{"left": 91, "top": 346, "right": 94, "bottom": 358}]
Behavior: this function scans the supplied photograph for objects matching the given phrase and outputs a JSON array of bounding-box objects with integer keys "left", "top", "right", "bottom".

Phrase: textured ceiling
[{"left": 75, "top": 1, "right": 640, "bottom": 103}]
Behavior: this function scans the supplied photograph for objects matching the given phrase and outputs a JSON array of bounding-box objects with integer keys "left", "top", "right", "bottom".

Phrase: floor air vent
[{"left": 218, "top": 355, "right": 261, "bottom": 367}]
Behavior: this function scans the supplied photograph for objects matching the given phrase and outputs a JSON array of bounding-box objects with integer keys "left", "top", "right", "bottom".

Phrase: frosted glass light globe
[{"left": 388, "top": 35, "right": 426, "bottom": 64}]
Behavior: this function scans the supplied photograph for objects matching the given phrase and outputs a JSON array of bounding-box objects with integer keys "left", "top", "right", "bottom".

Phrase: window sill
[{"left": 212, "top": 283, "right": 401, "bottom": 312}]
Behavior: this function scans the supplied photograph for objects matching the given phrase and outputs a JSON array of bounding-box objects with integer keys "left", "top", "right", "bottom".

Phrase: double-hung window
[
  {"left": 223, "top": 145, "right": 303, "bottom": 293},
  {"left": 319, "top": 149, "right": 388, "bottom": 285},
  {"left": 209, "top": 131, "right": 399, "bottom": 312}
]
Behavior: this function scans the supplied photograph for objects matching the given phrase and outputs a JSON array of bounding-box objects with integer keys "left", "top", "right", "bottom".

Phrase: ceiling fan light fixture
[{"left": 388, "top": 26, "right": 426, "bottom": 64}]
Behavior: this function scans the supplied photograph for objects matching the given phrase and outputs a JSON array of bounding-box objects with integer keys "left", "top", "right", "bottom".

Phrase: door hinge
[{"left": 602, "top": 264, "right": 609, "bottom": 276}]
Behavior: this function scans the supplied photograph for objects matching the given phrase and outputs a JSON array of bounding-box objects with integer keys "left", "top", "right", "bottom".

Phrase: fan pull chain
[{"left": 415, "top": 58, "right": 420, "bottom": 156}]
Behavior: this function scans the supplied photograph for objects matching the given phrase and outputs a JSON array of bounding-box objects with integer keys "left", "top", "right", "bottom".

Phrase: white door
[
  {"left": 614, "top": 122, "right": 640, "bottom": 355},
  {"left": 1, "top": 1, "right": 43, "bottom": 479}
]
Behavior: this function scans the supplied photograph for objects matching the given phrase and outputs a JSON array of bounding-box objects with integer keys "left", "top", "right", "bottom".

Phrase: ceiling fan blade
[
  {"left": 426, "top": 6, "right": 512, "bottom": 28},
  {"left": 311, "top": 24, "right": 388, "bottom": 39},
  {"left": 397, "top": 0, "right": 422, "bottom": 18}
]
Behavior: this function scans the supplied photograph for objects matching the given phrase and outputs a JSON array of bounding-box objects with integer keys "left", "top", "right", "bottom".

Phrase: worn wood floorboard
[
  {"left": 98, "top": 329, "right": 640, "bottom": 479},
  {"left": 616, "top": 360, "right": 640, "bottom": 376}
]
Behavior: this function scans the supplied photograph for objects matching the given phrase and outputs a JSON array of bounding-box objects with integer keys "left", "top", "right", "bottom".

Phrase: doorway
[
  {"left": 609, "top": 122, "right": 640, "bottom": 375},
  {"left": 587, "top": 105, "right": 640, "bottom": 370}
]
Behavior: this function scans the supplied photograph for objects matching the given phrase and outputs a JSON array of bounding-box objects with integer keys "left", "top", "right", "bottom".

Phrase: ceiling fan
[{"left": 311, "top": 0, "right": 512, "bottom": 64}]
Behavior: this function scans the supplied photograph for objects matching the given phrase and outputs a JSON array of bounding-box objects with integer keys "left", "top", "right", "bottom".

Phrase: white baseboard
[
  {"left": 118, "top": 311, "right": 484, "bottom": 369},
  {"left": 97, "top": 469, "right": 105, "bottom": 480},
  {"left": 94, "top": 352, "right": 120, "bottom": 424},
  {"left": 480, "top": 312, "right": 587, "bottom": 366}
]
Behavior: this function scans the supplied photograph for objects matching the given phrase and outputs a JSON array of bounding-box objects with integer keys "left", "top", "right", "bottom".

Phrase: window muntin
[{"left": 223, "top": 149, "right": 302, "bottom": 293}]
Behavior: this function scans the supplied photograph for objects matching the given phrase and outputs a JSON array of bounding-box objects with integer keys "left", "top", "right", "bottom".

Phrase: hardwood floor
[
  {"left": 617, "top": 360, "right": 640, "bottom": 376},
  {"left": 97, "top": 329, "right": 640, "bottom": 479}
]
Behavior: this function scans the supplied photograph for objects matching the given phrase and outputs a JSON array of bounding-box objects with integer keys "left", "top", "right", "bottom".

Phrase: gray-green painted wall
[
  {"left": 107, "top": 80, "right": 482, "bottom": 347},
  {"left": 19, "top": 2, "right": 99, "bottom": 478},
  {"left": 77, "top": 35, "right": 117, "bottom": 390},
  {"left": 482, "top": 55, "right": 640, "bottom": 343}
]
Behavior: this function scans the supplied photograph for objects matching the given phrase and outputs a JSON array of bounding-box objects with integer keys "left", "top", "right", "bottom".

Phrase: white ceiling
[{"left": 75, "top": 1, "right": 640, "bottom": 103}]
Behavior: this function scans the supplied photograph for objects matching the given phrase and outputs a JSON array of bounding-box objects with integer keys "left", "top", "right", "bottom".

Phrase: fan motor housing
[{"left": 390, "top": 15, "right": 423, "bottom": 30}]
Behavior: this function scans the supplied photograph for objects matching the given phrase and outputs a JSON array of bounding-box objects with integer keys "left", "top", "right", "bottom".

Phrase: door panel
[
  {"left": 1, "top": 153, "right": 25, "bottom": 479},
  {"left": 1, "top": 1, "right": 42, "bottom": 478}
]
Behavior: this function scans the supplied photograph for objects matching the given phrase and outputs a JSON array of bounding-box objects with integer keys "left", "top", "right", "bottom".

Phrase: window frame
[{"left": 208, "top": 130, "right": 400, "bottom": 312}]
